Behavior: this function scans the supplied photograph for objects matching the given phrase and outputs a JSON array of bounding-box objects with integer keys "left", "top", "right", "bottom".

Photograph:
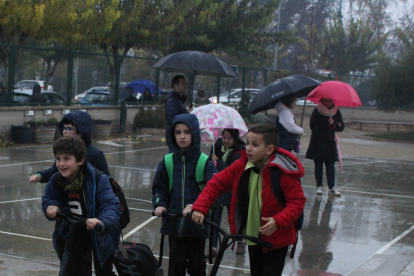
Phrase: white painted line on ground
[
  {"left": 0, "top": 231, "right": 51, "bottom": 241},
  {"left": 0, "top": 252, "right": 59, "bottom": 267},
  {"left": 123, "top": 216, "right": 158, "bottom": 240},
  {"left": 302, "top": 185, "right": 414, "bottom": 199},
  {"left": 0, "top": 198, "right": 40, "bottom": 204},
  {"left": 346, "top": 224, "right": 414, "bottom": 275},
  {"left": 302, "top": 160, "right": 387, "bottom": 168},
  {"left": 128, "top": 208, "right": 152, "bottom": 212},
  {"left": 98, "top": 141, "right": 131, "bottom": 147},
  {"left": 108, "top": 166, "right": 156, "bottom": 172},
  {"left": 376, "top": 224, "right": 414, "bottom": 254},
  {"left": 0, "top": 160, "right": 53, "bottom": 168},
  {"left": 106, "top": 146, "right": 166, "bottom": 155},
  {"left": 125, "top": 198, "right": 152, "bottom": 203}
]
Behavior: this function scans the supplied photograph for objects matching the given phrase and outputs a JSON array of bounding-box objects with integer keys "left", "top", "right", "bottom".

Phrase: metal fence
[{"left": 0, "top": 44, "right": 374, "bottom": 107}]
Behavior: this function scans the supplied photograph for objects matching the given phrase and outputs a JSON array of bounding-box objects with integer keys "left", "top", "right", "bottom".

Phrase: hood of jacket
[
  {"left": 241, "top": 147, "right": 305, "bottom": 178},
  {"left": 59, "top": 111, "right": 93, "bottom": 146},
  {"left": 169, "top": 113, "right": 201, "bottom": 156}
]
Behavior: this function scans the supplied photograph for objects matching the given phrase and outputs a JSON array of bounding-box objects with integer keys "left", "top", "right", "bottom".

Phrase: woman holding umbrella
[
  {"left": 274, "top": 94, "right": 303, "bottom": 152},
  {"left": 305, "top": 98, "right": 344, "bottom": 196}
]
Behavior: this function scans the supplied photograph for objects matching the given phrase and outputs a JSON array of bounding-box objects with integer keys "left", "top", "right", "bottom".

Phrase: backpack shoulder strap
[
  {"left": 164, "top": 153, "right": 174, "bottom": 193},
  {"left": 196, "top": 153, "right": 209, "bottom": 191},
  {"left": 94, "top": 169, "right": 102, "bottom": 184}
]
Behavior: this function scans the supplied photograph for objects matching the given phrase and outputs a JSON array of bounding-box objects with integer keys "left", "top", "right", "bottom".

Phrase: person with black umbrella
[
  {"left": 164, "top": 75, "right": 193, "bottom": 153},
  {"left": 274, "top": 94, "right": 303, "bottom": 152}
]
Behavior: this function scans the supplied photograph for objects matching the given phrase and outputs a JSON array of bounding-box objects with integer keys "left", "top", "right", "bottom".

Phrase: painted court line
[
  {"left": 0, "top": 198, "right": 40, "bottom": 204},
  {"left": 346, "top": 224, "right": 414, "bottom": 275},
  {"left": 123, "top": 216, "right": 158, "bottom": 240},
  {"left": 109, "top": 165, "right": 156, "bottom": 172},
  {"left": 0, "top": 231, "right": 51, "bottom": 241},
  {"left": 302, "top": 185, "right": 414, "bottom": 199},
  {"left": 106, "top": 146, "right": 166, "bottom": 155},
  {"left": 0, "top": 160, "right": 53, "bottom": 168},
  {"left": 302, "top": 160, "right": 387, "bottom": 168},
  {"left": 128, "top": 208, "right": 152, "bottom": 212},
  {"left": 125, "top": 198, "right": 152, "bottom": 203}
]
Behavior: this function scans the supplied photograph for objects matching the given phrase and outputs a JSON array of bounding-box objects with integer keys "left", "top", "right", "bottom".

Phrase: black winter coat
[
  {"left": 209, "top": 138, "right": 245, "bottom": 206},
  {"left": 305, "top": 108, "right": 345, "bottom": 162}
]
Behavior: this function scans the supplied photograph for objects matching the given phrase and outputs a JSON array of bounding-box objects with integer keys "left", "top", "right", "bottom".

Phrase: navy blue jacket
[
  {"left": 164, "top": 91, "right": 188, "bottom": 149},
  {"left": 209, "top": 138, "right": 245, "bottom": 206},
  {"left": 38, "top": 111, "right": 110, "bottom": 183},
  {"left": 152, "top": 114, "right": 217, "bottom": 238},
  {"left": 276, "top": 117, "right": 299, "bottom": 152},
  {"left": 42, "top": 162, "right": 122, "bottom": 266}
]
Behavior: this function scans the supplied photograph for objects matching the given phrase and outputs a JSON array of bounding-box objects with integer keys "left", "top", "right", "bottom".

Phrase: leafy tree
[{"left": 371, "top": 48, "right": 414, "bottom": 112}]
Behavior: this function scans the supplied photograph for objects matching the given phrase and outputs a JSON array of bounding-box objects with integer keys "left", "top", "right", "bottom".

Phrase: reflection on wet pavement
[{"left": 0, "top": 141, "right": 414, "bottom": 275}]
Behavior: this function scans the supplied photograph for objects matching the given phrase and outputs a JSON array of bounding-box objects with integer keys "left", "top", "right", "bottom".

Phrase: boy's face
[
  {"left": 55, "top": 153, "right": 84, "bottom": 182},
  {"left": 245, "top": 132, "right": 275, "bottom": 168},
  {"left": 174, "top": 123, "right": 192, "bottom": 152},
  {"left": 62, "top": 124, "right": 80, "bottom": 137}
]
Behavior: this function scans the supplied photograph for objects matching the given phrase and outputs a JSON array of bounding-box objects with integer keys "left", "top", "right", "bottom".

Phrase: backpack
[
  {"left": 95, "top": 171, "right": 130, "bottom": 230},
  {"left": 164, "top": 152, "right": 209, "bottom": 193},
  {"left": 271, "top": 167, "right": 304, "bottom": 258}
]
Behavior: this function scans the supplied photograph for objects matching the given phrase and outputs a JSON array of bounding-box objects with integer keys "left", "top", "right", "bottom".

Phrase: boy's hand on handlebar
[
  {"left": 192, "top": 211, "right": 204, "bottom": 225},
  {"left": 154, "top": 207, "right": 166, "bottom": 217},
  {"left": 182, "top": 204, "right": 193, "bottom": 216},
  {"left": 29, "top": 175, "right": 41, "bottom": 183},
  {"left": 86, "top": 218, "right": 102, "bottom": 230},
  {"left": 259, "top": 217, "right": 277, "bottom": 236},
  {"left": 46, "top": 206, "right": 60, "bottom": 219}
]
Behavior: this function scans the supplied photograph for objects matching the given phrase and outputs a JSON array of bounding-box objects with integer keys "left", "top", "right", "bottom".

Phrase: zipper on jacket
[{"left": 179, "top": 155, "right": 185, "bottom": 237}]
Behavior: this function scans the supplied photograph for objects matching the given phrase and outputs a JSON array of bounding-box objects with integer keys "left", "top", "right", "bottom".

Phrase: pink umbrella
[
  {"left": 191, "top": 103, "right": 248, "bottom": 157},
  {"left": 306, "top": 81, "right": 362, "bottom": 107}
]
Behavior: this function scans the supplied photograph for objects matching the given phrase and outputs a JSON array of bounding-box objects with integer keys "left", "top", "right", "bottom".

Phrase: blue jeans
[{"left": 314, "top": 160, "right": 336, "bottom": 189}]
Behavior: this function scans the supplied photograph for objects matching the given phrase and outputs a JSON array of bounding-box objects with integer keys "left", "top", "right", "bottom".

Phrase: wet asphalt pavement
[{"left": 0, "top": 140, "right": 414, "bottom": 276}]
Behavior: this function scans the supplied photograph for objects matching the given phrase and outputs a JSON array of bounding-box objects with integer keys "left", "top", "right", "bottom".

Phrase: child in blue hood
[{"left": 152, "top": 113, "right": 217, "bottom": 276}]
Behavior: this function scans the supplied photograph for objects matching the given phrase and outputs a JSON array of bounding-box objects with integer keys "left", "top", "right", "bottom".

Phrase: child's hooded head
[
  {"left": 170, "top": 114, "right": 201, "bottom": 153},
  {"left": 246, "top": 123, "right": 279, "bottom": 168}
]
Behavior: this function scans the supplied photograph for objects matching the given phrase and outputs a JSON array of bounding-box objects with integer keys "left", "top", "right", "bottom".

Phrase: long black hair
[{"left": 222, "top": 128, "right": 245, "bottom": 146}]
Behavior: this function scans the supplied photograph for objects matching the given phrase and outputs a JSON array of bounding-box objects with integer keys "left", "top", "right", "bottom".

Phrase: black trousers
[
  {"left": 54, "top": 219, "right": 115, "bottom": 276},
  {"left": 248, "top": 245, "right": 288, "bottom": 276},
  {"left": 169, "top": 236, "right": 206, "bottom": 276},
  {"left": 314, "top": 160, "right": 336, "bottom": 189}
]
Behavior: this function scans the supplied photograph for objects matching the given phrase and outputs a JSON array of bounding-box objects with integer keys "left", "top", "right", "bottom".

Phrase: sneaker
[
  {"left": 316, "top": 186, "right": 323, "bottom": 195},
  {"left": 236, "top": 241, "right": 246, "bottom": 255},
  {"left": 204, "top": 247, "right": 217, "bottom": 258},
  {"left": 329, "top": 189, "right": 341, "bottom": 196}
]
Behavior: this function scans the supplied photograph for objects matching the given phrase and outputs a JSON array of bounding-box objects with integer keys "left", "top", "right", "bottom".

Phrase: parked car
[
  {"left": 15, "top": 80, "right": 46, "bottom": 90},
  {"left": 81, "top": 90, "right": 112, "bottom": 106},
  {"left": 296, "top": 97, "right": 317, "bottom": 106},
  {"left": 74, "top": 86, "right": 109, "bottom": 103},
  {"left": 13, "top": 91, "right": 65, "bottom": 104},
  {"left": 208, "top": 88, "right": 260, "bottom": 104}
]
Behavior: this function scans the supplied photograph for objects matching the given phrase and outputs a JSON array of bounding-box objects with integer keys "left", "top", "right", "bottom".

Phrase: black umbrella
[
  {"left": 248, "top": 75, "right": 320, "bottom": 115},
  {"left": 152, "top": 51, "right": 237, "bottom": 105}
]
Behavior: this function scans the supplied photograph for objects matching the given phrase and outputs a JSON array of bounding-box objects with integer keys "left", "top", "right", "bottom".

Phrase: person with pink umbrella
[{"left": 305, "top": 98, "right": 344, "bottom": 196}]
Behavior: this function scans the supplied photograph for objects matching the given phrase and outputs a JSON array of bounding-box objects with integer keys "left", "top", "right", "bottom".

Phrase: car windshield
[{"left": 84, "top": 93, "right": 110, "bottom": 103}]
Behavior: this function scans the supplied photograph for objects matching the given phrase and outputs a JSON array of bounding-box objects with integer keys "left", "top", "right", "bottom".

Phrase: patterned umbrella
[{"left": 191, "top": 103, "right": 248, "bottom": 142}]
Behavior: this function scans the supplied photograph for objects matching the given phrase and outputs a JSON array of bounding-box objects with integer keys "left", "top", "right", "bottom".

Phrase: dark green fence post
[
  {"left": 66, "top": 51, "right": 73, "bottom": 106},
  {"left": 155, "top": 68, "right": 160, "bottom": 104},
  {"left": 7, "top": 46, "right": 15, "bottom": 106},
  {"left": 216, "top": 77, "right": 221, "bottom": 103},
  {"left": 119, "top": 100, "right": 127, "bottom": 133},
  {"left": 114, "top": 55, "right": 121, "bottom": 105},
  {"left": 264, "top": 70, "right": 268, "bottom": 85},
  {"left": 242, "top": 68, "right": 246, "bottom": 94}
]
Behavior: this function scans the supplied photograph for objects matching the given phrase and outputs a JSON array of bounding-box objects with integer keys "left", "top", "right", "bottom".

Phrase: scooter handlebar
[{"left": 56, "top": 212, "right": 103, "bottom": 232}]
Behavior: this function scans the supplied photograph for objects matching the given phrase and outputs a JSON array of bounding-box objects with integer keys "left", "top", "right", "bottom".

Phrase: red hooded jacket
[{"left": 192, "top": 148, "right": 306, "bottom": 251}]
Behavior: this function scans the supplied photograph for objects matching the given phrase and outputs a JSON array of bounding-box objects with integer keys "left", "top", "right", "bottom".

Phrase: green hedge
[{"left": 134, "top": 107, "right": 166, "bottom": 129}]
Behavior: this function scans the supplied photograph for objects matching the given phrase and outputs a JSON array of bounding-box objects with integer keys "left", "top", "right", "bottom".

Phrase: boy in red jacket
[{"left": 186, "top": 123, "right": 306, "bottom": 276}]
